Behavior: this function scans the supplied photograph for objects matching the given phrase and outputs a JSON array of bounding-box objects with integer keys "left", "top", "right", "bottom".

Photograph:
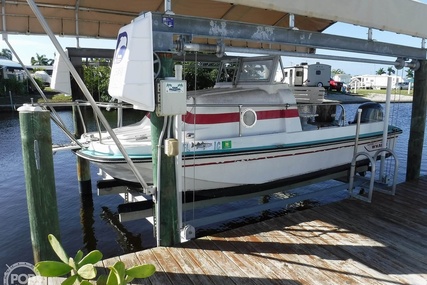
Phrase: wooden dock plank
[
  {"left": 209, "top": 228, "right": 302, "bottom": 284},
  {"left": 193, "top": 237, "right": 264, "bottom": 285},
  {"left": 283, "top": 212, "right": 404, "bottom": 285},
  {"left": 207, "top": 232, "right": 302, "bottom": 284},
  {"left": 164, "top": 244, "right": 218, "bottom": 285},
  {"left": 134, "top": 249, "right": 174, "bottom": 285},
  {"left": 251, "top": 218, "right": 388, "bottom": 285},
  {"left": 304, "top": 200, "right": 427, "bottom": 284},
  {"left": 149, "top": 247, "right": 196, "bottom": 285},
  {"left": 322, "top": 200, "right": 427, "bottom": 262},
  {"left": 30, "top": 176, "right": 427, "bottom": 285},
  {"left": 177, "top": 240, "right": 242, "bottom": 285},
  {"left": 238, "top": 222, "right": 355, "bottom": 285}
]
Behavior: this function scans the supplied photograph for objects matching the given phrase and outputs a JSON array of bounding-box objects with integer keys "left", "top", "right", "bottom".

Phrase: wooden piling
[
  {"left": 406, "top": 60, "right": 427, "bottom": 181},
  {"left": 18, "top": 104, "right": 61, "bottom": 262},
  {"left": 72, "top": 105, "right": 92, "bottom": 194},
  {"left": 69, "top": 55, "right": 92, "bottom": 194},
  {"left": 151, "top": 53, "right": 180, "bottom": 246}
]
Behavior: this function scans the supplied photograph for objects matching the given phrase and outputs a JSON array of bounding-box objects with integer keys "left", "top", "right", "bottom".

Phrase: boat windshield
[
  {"left": 238, "top": 58, "right": 273, "bottom": 82},
  {"left": 217, "top": 59, "right": 239, "bottom": 83},
  {"left": 216, "top": 56, "right": 279, "bottom": 86}
]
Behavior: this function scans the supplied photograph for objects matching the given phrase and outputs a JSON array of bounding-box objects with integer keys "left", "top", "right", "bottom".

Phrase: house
[
  {"left": 0, "top": 57, "right": 29, "bottom": 81},
  {"left": 349, "top": 74, "right": 404, "bottom": 89}
]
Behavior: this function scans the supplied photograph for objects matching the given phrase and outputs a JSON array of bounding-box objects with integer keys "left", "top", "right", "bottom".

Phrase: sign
[{"left": 108, "top": 12, "right": 155, "bottom": 111}]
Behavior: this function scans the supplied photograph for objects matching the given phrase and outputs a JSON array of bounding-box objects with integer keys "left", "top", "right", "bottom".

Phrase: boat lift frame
[{"left": 9, "top": 0, "right": 413, "bottom": 243}]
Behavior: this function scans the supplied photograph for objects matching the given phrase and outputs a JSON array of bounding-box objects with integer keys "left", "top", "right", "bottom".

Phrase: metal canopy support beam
[
  {"left": 67, "top": 47, "right": 114, "bottom": 59},
  {"left": 151, "top": 13, "right": 427, "bottom": 60},
  {"left": 213, "top": 0, "right": 427, "bottom": 40}
]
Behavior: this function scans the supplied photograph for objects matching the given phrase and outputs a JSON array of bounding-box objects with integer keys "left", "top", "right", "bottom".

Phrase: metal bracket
[
  {"left": 145, "top": 186, "right": 156, "bottom": 195},
  {"left": 181, "top": 224, "right": 196, "bottom": 241}
]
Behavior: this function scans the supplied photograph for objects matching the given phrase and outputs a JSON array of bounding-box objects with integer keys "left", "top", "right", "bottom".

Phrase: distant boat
[{"left": 75, "top": 55, "right": 402, "bottom": 196}]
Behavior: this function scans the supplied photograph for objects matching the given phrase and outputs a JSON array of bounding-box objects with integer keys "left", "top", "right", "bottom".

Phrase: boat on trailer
[{"left": 75, "top": 54, "right": 402, "bottom": 196}]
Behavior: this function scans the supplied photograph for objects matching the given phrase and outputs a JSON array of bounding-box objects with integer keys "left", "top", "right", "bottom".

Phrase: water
[{"left": 0, "top": 103, "right": 426, "bottom": 278}]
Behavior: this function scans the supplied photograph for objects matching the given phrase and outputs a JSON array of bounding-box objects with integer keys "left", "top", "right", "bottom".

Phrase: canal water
[{"left": 1, "top": 102, "right": 426, "bottom": 278}]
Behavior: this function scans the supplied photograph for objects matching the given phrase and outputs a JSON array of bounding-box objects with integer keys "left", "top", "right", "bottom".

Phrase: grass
[
  {"left": 37, "top": 93, "right": 71, "bottom": 103},
  {"left": 351, "top": 88, "right": 413, "bottom": 96},
  {"left": 0, "top": 89, "right": 71, "bottom": 107}
]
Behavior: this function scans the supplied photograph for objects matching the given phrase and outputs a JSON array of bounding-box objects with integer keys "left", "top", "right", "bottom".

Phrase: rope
[
  {"left": 182, "top": 52, "right": 188, "bottom": 225},
  {"left": 191, "top": 52, "right": 198, "bottom": 223},
  {"left": 181, "top": 52, "right": 199, "bottom": 225}
]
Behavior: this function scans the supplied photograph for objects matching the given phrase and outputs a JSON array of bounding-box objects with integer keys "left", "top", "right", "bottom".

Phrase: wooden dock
[{"left": 32, "top": 177, "right": 427, "bottom": 285}]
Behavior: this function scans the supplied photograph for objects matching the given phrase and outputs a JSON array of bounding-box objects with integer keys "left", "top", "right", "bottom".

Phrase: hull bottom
[{"left": 97, "top": 159, "right": 371, "bottom": 202}]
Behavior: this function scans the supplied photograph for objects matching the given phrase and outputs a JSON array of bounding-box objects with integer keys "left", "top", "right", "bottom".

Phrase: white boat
[{"left": 76, "top": 55, "right": 402, "bottom": 196}]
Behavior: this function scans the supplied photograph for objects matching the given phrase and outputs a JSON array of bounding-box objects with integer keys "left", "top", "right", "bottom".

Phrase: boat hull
[{"left": 76, "top": 132, "right": 399, "bottom": 192}]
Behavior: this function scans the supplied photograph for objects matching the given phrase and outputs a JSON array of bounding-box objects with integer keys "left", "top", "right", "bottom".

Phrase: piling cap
[{"left": 17, "top": 103, "right": 43, "bottom": 112}]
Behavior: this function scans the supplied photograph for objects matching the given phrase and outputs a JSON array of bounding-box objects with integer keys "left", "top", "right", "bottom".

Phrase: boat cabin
[{"left": 212, "top": 55, "right": 326, "bottom": 104}]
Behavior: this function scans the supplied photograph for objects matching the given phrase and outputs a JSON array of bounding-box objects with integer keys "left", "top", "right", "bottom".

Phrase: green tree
[
  {"left": 376, "top": 68, "right": 386, "bottom": 75},
  {"left": 332, "top": 68, "right": 345, "bottom": 74},
  {"left": 387, "top": 66, "right": 396, "bottom": 75},
  {"left": 31, "top": 53, "right": 54, "bottom": 66},
  {"left": 181, "top": 61, "right": 218, "bottom": 91},
  {"left": 83, "top": 58, "right": 112, "bottom": 102},
  {"left": 0, "top": 76, "right": 27, "bottom": 95},
  {"left": 0, "top": 48, "right": 12, "bottom": 60},
  {"left": 406, "top": 68, "right": 414, "bottom": 79}
]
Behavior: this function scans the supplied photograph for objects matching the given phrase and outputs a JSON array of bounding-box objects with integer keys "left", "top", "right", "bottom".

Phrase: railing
[
  {"left": 38, "top": 100, "right": 134, "bottom": 146},
  {"left": 348, "top": 148, "right": 399, "bottom": 202}
]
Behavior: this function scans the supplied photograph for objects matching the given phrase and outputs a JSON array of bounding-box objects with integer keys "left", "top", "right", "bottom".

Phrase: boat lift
[
  {"left": 348, "top": 77, "right": 399, "bottom": 203},
  {"left": 10, "top": 0, "right": 417, "bottom": 245}
]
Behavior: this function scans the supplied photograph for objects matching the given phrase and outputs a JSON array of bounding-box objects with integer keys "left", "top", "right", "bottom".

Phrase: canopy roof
[
  {"left": 2, "top": 1, "right": 426, "bottom": 61},
  {"left": 1, "top": 0, "right": 334, "bottom": 38}
]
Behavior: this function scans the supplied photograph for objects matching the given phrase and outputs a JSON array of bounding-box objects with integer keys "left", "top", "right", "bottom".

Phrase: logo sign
[
  {"left": 3, "top": 262, "right": 36, "bottom": 285},
  {"left": 108, "top": 12, "right": 155, "bottom": 111},
  {"left": 114, "top": 31, "right": 128, "bottom": 64}
]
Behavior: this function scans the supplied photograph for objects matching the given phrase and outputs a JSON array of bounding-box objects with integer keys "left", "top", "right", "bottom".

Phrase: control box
[{"left": 156, "top": 79, "right": 187, "bottom": 116}]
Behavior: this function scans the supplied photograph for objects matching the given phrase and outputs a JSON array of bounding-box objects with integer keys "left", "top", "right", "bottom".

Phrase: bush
[
  {"left": 0, "top": 77, "right": 28, "bottom": 96},
  {"left": 35, "top": 234, "right": 156, "bottom": 285}
]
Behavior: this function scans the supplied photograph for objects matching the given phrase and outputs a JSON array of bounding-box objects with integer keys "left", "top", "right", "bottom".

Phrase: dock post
[
  {"left": 151, "top": 53, "right": 180, "bottom": 246},
  {"left": 70, "top": 56, "right": 92, "bottom": 194},
  {"left": 18, "top": 104, "right": 61, "bottom": 262},
  {"left": 406, "top": 60, "right": 427, "bottom": 181},
  {"left": 72, "top": 105, "right": 92, "bottom": 194}
]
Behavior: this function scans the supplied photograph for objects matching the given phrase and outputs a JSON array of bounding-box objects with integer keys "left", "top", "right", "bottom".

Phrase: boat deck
[{"left": 32, "top": 176, "right": 427, "bottom": 285}]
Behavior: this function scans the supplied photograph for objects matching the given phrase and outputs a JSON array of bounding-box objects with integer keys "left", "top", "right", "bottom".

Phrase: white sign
[{"left": 108, "top": 12, "right": 155, "bottom": 111}]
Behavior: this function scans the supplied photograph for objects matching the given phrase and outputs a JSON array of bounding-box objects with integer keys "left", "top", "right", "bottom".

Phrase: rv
[
  {"left": 352, "top": 74, "right": 404, "bottom": 89},
  {"left": 283, "top": 62, "right": 331, "bottom": 88},
  {"left": 333, "top": 73, "right": 352, "bottom": 84}
]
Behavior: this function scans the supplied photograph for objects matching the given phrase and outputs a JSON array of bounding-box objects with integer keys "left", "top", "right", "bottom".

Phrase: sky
[{"left": 1, "top": 2, "right": 426, "bottom": 78}]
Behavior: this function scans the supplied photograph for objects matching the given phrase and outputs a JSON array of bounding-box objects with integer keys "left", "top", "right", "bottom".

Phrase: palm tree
[
  {"left": 376, "top": 68, "right": 386, "bottom": 75},
  {"left": 406, "top": 68, "right": 414, "bottom": 79},
  {"left": 0, "top": 48, "right": 12, "bottom": 60},
  {"left": 387, "top": 66, "right": 396, "bottom": 75},
  {"left": 31, "top": 53, "right": 54, "bottom": 66},
  {"left": 331, "top": 68, "right": 345, "bottom": 75}
]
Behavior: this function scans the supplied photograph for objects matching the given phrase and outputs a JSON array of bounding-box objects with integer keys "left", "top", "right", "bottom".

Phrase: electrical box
[
  {"left": 156, "top": 79, "right": 187, "bottom": 116},
  {"left": 164, "top": 138, "right": 179, "bottom": 157}
]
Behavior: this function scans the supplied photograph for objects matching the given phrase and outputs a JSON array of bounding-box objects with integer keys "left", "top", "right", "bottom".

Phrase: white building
[{"left": 349, "top": 74, "right": 404, "bottom": 89}]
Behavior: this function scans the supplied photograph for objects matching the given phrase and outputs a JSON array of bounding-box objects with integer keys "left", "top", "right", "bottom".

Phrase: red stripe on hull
[{"left": 183, "top": 109, "right": 299, "bottom": 124}]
